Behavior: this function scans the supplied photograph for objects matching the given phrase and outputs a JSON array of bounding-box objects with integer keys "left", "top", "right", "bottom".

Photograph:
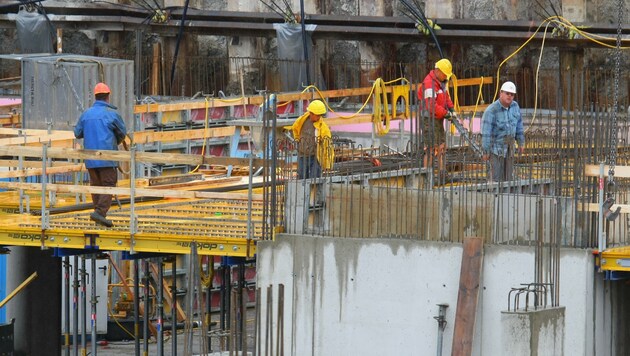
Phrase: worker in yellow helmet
[
  {"left": 291, "top": 99, "right": 334, "bottom": 178},
  {"left": 418, "top": 58, "right": 455, "bottom": 182}
]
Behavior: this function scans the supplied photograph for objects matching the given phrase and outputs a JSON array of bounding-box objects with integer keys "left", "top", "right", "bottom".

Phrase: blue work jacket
[
  {"left": 481, "top": 99, "right": 525, "bottom": 157},
  {"left": 74, "top": 100, "right": 127, "bottom": 169}
]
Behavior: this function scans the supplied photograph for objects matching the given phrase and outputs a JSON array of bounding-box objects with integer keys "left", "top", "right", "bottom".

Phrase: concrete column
[
  {"left": 562, "top": 0, "right": 586, "bottom": 22},
  {"left": 227, "top": 0, "right": 263, "bottom": 94},
  {"left": 425, "top": 0, "right": 454, "bottom": 19},
  {"left": 501, "top": 306, "right": 565, "bottom": 356},
  {"left": 358, "top": 1, "right": 396, "bottom": 86},
  {"left": 7, "top": 247, "right": 61, "bottom": 356}
]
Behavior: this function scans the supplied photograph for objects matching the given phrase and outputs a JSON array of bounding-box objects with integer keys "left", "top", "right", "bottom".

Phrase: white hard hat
[{"left": 500, "top": 81, "right": 517, "bottom": 94}]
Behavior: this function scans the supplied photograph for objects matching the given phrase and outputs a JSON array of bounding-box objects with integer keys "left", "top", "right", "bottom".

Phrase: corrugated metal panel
[{"left": 21, "top": 54, "right": 134, "bottom": 131}]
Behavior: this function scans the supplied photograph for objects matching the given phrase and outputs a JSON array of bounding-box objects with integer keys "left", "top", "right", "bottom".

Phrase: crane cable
[
  {"left": 189, "top": 96, "right": 212, "bottom": 174},
  {"left": 302, "top": 77, "right": 409, "bottom": 136},
  {"left": 492, "top": 15, "right": 629, "bottom": 105},
  {"left": 608, "top": 0, "right": 623, "bottom": 191}
]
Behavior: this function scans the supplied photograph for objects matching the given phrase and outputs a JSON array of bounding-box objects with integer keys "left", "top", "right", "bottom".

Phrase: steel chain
[{"left": 607, "top": 0, "right": 623, "bottom": 189}]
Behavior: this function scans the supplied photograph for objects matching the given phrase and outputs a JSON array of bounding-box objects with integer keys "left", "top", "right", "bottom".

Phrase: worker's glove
[
  {"left": 443, "top": 113, "right": 453, "bottom": 121},
  {"left": 415, "top": 19, "right": 441, "bottom": 36}
]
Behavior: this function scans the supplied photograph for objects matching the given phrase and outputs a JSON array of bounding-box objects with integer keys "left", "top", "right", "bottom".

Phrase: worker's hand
[
  {"left": 482, "top": 154, "right": 489, "bottom": 161},
  {"left": 416, "top": 22, "right": 430, "bottom": 36}
]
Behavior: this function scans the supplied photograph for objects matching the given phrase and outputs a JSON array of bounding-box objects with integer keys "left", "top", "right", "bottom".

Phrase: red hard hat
[{"left": 94, "top": 82, "right": 111, "bottom": 95}]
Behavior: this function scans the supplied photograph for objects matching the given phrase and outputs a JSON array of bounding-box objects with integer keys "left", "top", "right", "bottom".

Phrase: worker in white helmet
[
  {"left": 481, "top": 81, "right": 525, "bottom": 182},
  {"left": 291, "top": 99, "right": 334, "bottom": 179}
]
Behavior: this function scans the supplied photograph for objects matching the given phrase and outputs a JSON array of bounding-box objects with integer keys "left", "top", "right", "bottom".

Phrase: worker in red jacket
[{"left": 418, "top": 58, "right": 455, "bottom": 178}]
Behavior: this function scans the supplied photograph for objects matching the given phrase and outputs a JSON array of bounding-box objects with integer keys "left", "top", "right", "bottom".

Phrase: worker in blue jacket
[
  {"left": 74, "top": 82, "right": 127, "bottom": 227},
  {"left": 481, "top": 81, "right": 525, "bottom": 182}
]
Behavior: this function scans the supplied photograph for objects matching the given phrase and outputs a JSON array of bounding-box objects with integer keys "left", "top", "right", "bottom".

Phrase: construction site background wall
[
  {"left": 0, "top": 0, "right": 628, "bottom": 97},
  {"left": 256, "top": 235, "right": 628, "bottom": 356}
]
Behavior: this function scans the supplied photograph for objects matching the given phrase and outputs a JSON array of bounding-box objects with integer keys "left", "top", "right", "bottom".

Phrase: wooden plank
[
  {"left": 149, "top": 263, "right": 186, "bottom": 322},
  {"left": 0, "top": 131, "right": 76, "bottom": 146},
  {"left": 452, "top": 236, "right": 484, "bottom": 356},
  {"left": 0, "top": 159, "right": 76, "bottom": 168},
  {"left": 0, "top": 164, "right": 84, "bottom": 179},
  {"left": 584, "top": 164, "right": 630, "bottom": 178},
  {"left": 0, "top": 128, "right": 70, "bottom": 136},
  {"left": 458, "top": 104, "right": 490, "bottom": 113},
  {"left": 133, "top": 84, "right": 409, "bottom": 113},
  {"left": 0, "top": 181, "right": 264, "bottom": 200},
  {"left": 131, "top": 126, "right": 236, "bottom": 144},
  {"left": 450, "top": 77, "right": 494, "bottom": 87},
  {"left": 582, "top": 203, "right": 630, "bottom": 213},
  {"left": 0, "top": 145, "right": 266, "bottom": 167},
  {"left": 0, "top": 127, "right": 235, "bottom": 146}
]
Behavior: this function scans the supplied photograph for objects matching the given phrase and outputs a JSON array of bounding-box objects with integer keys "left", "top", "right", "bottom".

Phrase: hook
[{"left": 603, "top": 196, "right": 621, "bottom": 222}]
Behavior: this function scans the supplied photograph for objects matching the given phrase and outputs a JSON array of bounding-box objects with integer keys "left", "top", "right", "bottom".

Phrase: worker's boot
[{"left": 90, "top": 212, "right": 113, "bottom": 227}]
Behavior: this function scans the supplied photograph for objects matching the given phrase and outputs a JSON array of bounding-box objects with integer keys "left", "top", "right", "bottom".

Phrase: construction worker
[
  {"left": 418, "top": 58, "right": 455, "bottom": 177},
  {"left": 74, "top": 82, "right": 127, "bottom": 227},
  {"left": 291, "top": 99, "right": 334, "bottom": 179},
  {"left": 481, "top": 81, "right": 525, "bottom": 182}
]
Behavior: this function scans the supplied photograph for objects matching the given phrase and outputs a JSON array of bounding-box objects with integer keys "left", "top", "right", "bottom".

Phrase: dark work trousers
[
  {"left": 297, "top": 155, "right": 322, "bottom": 179},
  {"left": 87, "top": 167, "right": 118, "bottom": 216},
  {"left": 488, "top": 143, "right": 514, "bottom": 182}
]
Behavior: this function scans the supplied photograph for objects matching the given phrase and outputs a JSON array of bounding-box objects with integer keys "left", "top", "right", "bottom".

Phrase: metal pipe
[
  {"left": 64, "top": 256, "right": 70, "bottom": 356},
  {"left": 206, "top": 261, "right": 212, "bottom": 353},
  {"left": 135, "top": 29, "right": 142, "bottom": 100},
  {"left": 130, "top": 145, "right": 137, "bottom": 253},
  {"left": 238, "top": 262, "right": 245, "bottom": 352},
  {"left": 134, "top": 260, "right": 140, "bottom": 356},
  {"left": 299, "top": 0, "right": 310, "bottom": 85},
  {"left": 90, "top": 256, "right": 97, "bottom": 356},
  {"left": 40, "top": 144, "right": 49, "bottom": 235},
  {"left": 597, "top": 162, "right": 606, "bottom": 252},
  {"left": 434, "top": 303, "right": 449, "bottom": 356},
  {"left": 157, "top": 258, "right": 164, "bottom": 356},
  {"left": 72, "top": 255, "right": 79, "bottom": 356},
  {"left": 143, "top": 260, "right": 149, "bottom": 356},
  {"left": 171, "top": 256, "right": 177, "bottom": 356},
  {"left": 81, "top": 256, "right": 87, "bottom": 354}
]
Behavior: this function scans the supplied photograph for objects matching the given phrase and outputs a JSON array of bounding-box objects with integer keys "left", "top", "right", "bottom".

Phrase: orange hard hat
[{"left": 94, "top": 82, "right": 111, "bottom": 95}]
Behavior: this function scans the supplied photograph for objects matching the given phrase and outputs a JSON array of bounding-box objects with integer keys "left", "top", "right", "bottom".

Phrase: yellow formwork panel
[{"left": 0, "top": 197, "right": 263, "bottom": 257}]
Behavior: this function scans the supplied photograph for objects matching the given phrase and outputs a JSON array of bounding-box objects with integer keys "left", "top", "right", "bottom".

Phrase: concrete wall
[{"left": 257, "top": 235, "right": 613, "bottom": 355}]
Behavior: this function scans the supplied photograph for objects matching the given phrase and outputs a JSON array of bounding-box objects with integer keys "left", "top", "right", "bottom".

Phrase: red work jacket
[{"left": 417, "top": 70, "right": 454, "bottom": 120}]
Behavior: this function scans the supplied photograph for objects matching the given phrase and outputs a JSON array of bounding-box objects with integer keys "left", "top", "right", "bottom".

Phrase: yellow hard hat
[
  {"left": 307, "top": 100, "right": 327, "bottom": 115},
  {"left": 435, "top": 59, "right": 453, "bottom": 80}
]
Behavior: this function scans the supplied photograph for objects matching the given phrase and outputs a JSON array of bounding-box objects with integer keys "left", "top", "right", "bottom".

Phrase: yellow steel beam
[
  {"left": 0, "top": 227, "right": 256, "bottom": 257},
  {"left": 600, "top": 247, "right": 630, "bottom": 271}
]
